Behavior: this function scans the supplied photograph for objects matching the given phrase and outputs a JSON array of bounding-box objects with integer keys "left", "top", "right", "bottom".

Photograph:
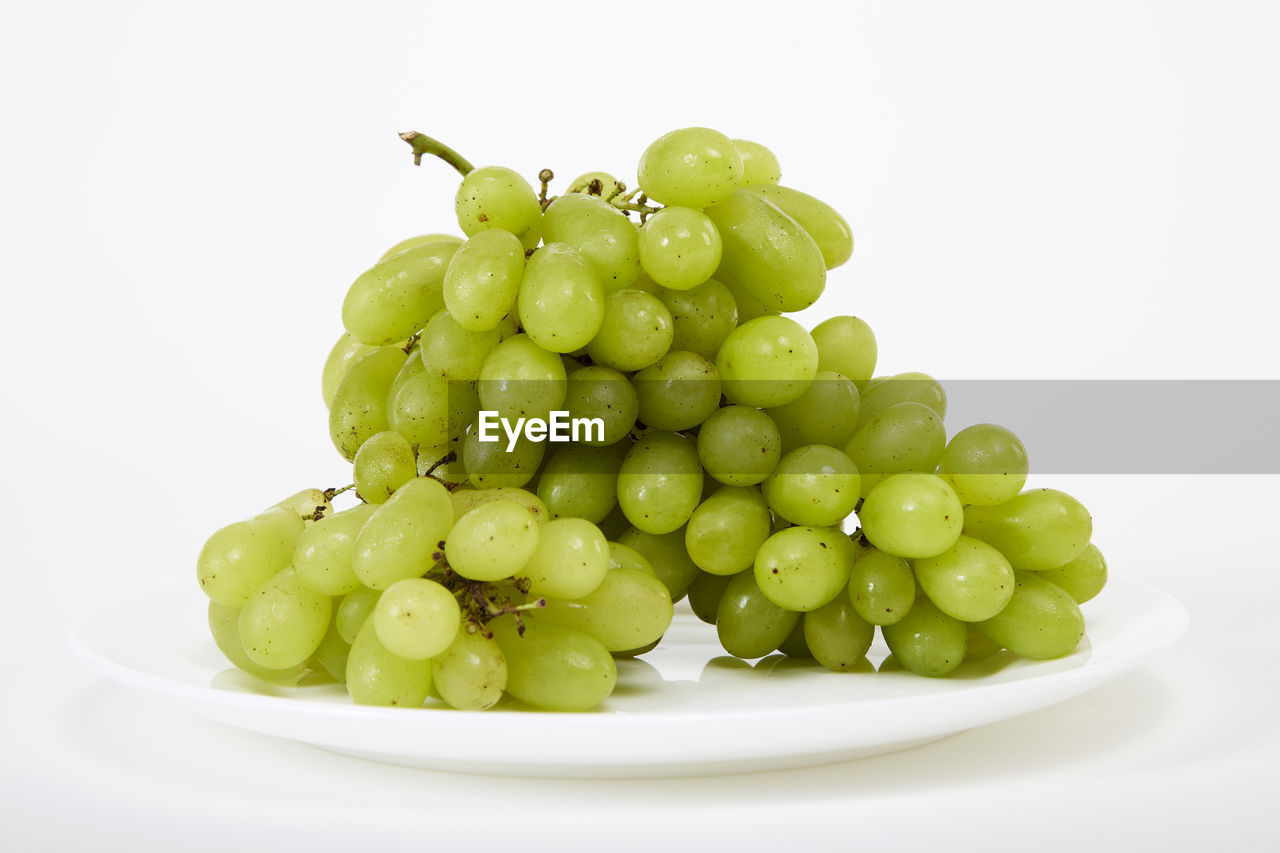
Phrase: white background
[{"left": 2, "top": 1, "right": 1278, "bottom": 850}]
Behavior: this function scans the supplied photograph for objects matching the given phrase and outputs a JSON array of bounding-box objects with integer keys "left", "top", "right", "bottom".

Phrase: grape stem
[
  {"left": 324, "top": 484, "right": 355, "bottom": 501},
  {"left": 399, "top": 131, "right": 474, "bottom": 176}
]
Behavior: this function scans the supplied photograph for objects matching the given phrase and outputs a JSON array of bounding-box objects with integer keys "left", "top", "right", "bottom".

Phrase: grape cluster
[{"left": 196, "top": 127, "right": 1107, "bottom": 711}]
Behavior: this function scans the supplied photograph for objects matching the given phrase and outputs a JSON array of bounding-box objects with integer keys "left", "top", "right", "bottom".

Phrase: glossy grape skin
[
  {"left": 775, "top": 619, "right": 812, "bottom": 658},
  {"left": 445, "top": 499, "right": 541, "bottom": 582},
  {"left": 638, "top": 206, "right": 723, "bottom": 291},
  {"left": 196, "top": 507, "right": 304, "bottom": 607},
  {"left": 518, "top": 243, "right": 606, "bottom": 353},
  {"left": 913, "top": 535, "right": 1016, "bottom": 622},
  {"left": 978, "top": 572, "right": 1085, "bottom": 660},
  {"left": 696, "top": 405, "right": 783, "bottom": 486},
  {"left": 516, "top": 517, "right": 610, "bottom": 600},
  {"left": 207, "top": 602, "right": 307, "bottom": 684},
  {"left": 687, "top": 571, "right": 733, "bottom": 624},
  {"left": 660, "top": 278, "right": 738, "bottom": 361},
  {"left": 562, "top": 364, "right": 639, "bottom": 445},
  {"left": 441, "top": 229, "right": 526, "bottom": 331},
  {"left": 847, "top": 547, "right": 916, "bottom": 626},
  {"left": 856, "top": 372, "right": 947, "bottom": 429},
  {"left": 810, "top": 316, "right": 878, "bottom": 391},
  {"left": 617, "top": 431, "right": 703, "bottom": 535},
  {"left": 732, "top": 138, "right": 782, "bottom": 185},
  {"left": 462, "top": 427, "right": 545, "bottom": 489},
  {"left": 352, "top": 430, "right": 416, "bottom": 503},
  {"left": 540, "top": 568, "right": 674, "bottom": 652},
  {"left": 342, "top": 240, "right": 459, "bottom": 346},
  {"left": 431, "top": 629, "right": 508, "bottom": 710},
  {"left": 882, "top": 598, "right": 968, "bottom": 677},
  {"left": 685, "top": 486, "right": 773, "bottom": 576},
  {"left": 293, "top": 503, "right": 378, "bottom": 596},
  {"left": 754, "top": 526, "right": 854, "bottom": 612},
  {"left": 352, "top": 477, "right": 454, "bottom": 589},
  {"left": 762, "top": 444, "right": 861, "bottom": 528},
  {"left": 859, "top": 473, "right": 965, "bottom": 559},
  {"left": 633, "top": 350, "right": 721, "bottom": 431},
  {"left": 637, "top": 127, "right": 743, "bottom": 208},
  {"left": 723, "top": 276, "right": 779, "bottom": 321},
  {"left": 328, "top": 345, "right": 408, "bottom": 461},
  {"left": 238, "top": 567, "right": 332, "bottom": 670},
  {"left": 478, "top": 334, "right": 568, "bottom": 422},
  {"left": 717, "top": 315, "right": 820, "bottom": 408},
  {"left": 372, "top": 578, "right": 460, "bottom": 660},
  {"left": 963, "top": 489, "right": 1093, "bottom": 571},
  {"left": 321, "top": 333, "right": 376, "bottom": 408},
  {"left": 490, "top": 616, "right": 617, "bottom": 711},
  {"left": 451, "top": 486, "right": 550, "bottom": 527},
  {"left": 704, "top": 190, "right": 826, "bottom": 312},
  {"left": 585, "top": 289, "right": 674, "bottom": 372},
  {"left": 744, "top": 185, "right": 853, "bottom": 269},
  {"left": 1039, "top": 543, "right": 1108, "bottom": 604},
  {"left": 346, "top": 619, "right": 433, "bottom": 707},
  {"left": 386, "top": 355, "right": 475, "bottom": 448},
  {"left": 716, "top": 570, "right": 800, "bottom": 659},
  {"left": 336, "top": 586, "right": 382, "bottom": 645},
  {"left": 379, "top": 233, "right": 463, "bottom": 261},
  {"left": 766, "top": 371, "right": 860, "bottom": 453},
  {"left": 542, "top": 193, "right": 641, "bottom": 290},
  {"left": 616, "top": 527, "right": 700, "bottom": 602},
  {"left": 803, "top": 597, "right": 875, "bottom": 672},
  {"left": 938, "top": 424, "right": 1030, "bottom": 507},
  {"left": 844, "top": 401, "right": 947, "bottom": 497},
  {"left": 420, "top": 310, "right": 504, "bottom": 382},
  {"left": 455, "top": 166, "right": 542, "bottom": 246},
  {"left": 536, "top": 442, "right": 626, "bottom": 523}
]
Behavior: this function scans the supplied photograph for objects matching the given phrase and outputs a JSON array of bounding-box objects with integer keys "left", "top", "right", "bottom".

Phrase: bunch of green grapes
[{"left": 196, "top": 126, "right": 1108, "bottom": 710}]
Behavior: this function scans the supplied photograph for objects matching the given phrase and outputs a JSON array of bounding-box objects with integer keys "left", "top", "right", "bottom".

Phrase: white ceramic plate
[{"left": 71, "top": 577, "right": 1187, "bottom": 778}]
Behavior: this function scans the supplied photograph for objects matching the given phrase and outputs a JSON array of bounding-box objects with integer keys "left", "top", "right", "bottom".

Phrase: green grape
[
  {"left": 609, "top": 541, "right": 655, "bottom": 575},
  {"left": 308, "top": 613, "right": 351, "bottom": 683},
  {"left": 687, "top": 571, "right": 732, "bottom": 624},
  {"left": 536, "top": 442, "right": 626, "bottom": 523},
  {"left": 379, "top": 233, "right": 463, "bottom": 261},
  {"left": 540, "top": 568, "right": 673, "bottom": 652},
  {"left": 762, "top": 444, "right": 861, "bottom": 527},
  {"left": 847, "top": 547, "right": 915, "bottom": 626},
  {"left": 804, "top": 597, "right": 875, "bottom": 672},
  {"left": 270, "top": 489, "right": 331, "bottom": 519},
  {"left": 516, "top": 517, "right": 610, "bottom": 600},
  {"left": 638, "top": 206, "right": 723, "bottom": 290},
  {"left": 455, "top": 166, "right": 542, "bottom": 247},
  {"left": 617, "top": 431, "right": 703, "bottom": 534},
  {"left": 416, "top": 438, "right": 469, "bottom": 487},
  {"left": 373, "top": 577, "right": 460, "bottom": 660},
  {"left": 599, "top": 503, "right": 631, "bottom": 540},
  {"left": 584, "top": 288, "right": 674, "bottom": 372},
  {"left": 518, "top": 243, "right": 606, "bottom": 352},
  {"left": 717, "top": 316, "right": 819, "bottom": 408},
  {"left": 633, "top": 351, "right": 721, "bottom": 431},
  {"left": 566, "top": 171, "right": 620, "bottom": 195},
  {"left": 754, "top": 526, "right": 854, "bottom": 612},
  {"left": 776, "top": 619, "right": 812, "bottom": 657},
  {"left": 563, "top": 365, "right": 639, "bottom": 445},
  {"left": 207, "top": 602, "right": 307, "bottom": 684},
  {"left": 914, "top": 535, "right": 1016, "bottom": 622},
  {"left": 329, "top": 346, "right": 408, "bottom": 460},
  {"left": 660, "top": 278, "right": 738, "bottom": 361},
  {"left": 462, "top": 427, "right": 545, "bottom": 489},
  {"left": 938, "top": 424, "right": 1030, "bottom": 506},
  {"left": 766, "top": 371, "right": 860, "bottom": 453},
  {"left": 722, "top": 276, "right": 779, "bottom": 321},
  {"left": 342, "top": 240, "right": 459, "bottom": 346},
  {"left": 716, "top": 570, "right": 800, "bottom": 659},
  {"left": 443, "top": 229, "right": 526, "bottom": 331},
  {"left": 845, "top": 401, "right": 947, "bottom": 497},
  {"left": 387, "top": 356, "right": 476, "bottom": 448},
  {"left": 293, "top": 503, "right": 378, "bottom": 596},
  {"left": 856, "top": 372, "right": 947, "bottom": 429},
  {"left": 490, "top": 616, "right": 617, "bottom": 711},
  {"left": 810, "top": 316, "right": 877, "bottom": 391},
  {"left": 478, "top": 333, "right": 568, "bottom": 422},
  {"left": 420, "top": 310, "right": 503, "bottom": 382},
  {"left": 336, "top": 586, "right": 381, "bottom": 645},
  {"left": 732, "top": 138, "right": 782, "bottom": 185},
  {"left": 743, "top": 185, "right": 853, "bottom": 269},
  {"left": 542, "top": 193, "right": 641, "bottom": 289},
  {"left": 965, "top": 625, "right": 1005, "bottom": 662},
  {"left": 346, "top": 619, "right": 433, "bottom": 707},
  {"left": 859, "top": 473, "right": 964, "bottom": 559},
  {"left": 882, "top": 598, "right": 968, "bottom": 677},
  {"left": 238, "top": 567, "right": 332, "bottom": 669},
  {"left": 685, "top": 486, "right": 773, "bottom": 576},
  {"left": 696, "top": 405, "right": 782, "bottom": 486},
  {"left": 637, "top": 127, "right": 743, "bottom": 208},
  {"left": 431, "top": 628, "right": 508, "bottom": 710},
  {"left": 322, "top": 333, "right": 377, "bottom": 408},
  {"left": 963, "top": 489, "right": 1093, "bottom": 571},
  {"left": 704, "top": 190, "right": 825, "bottom": 312},
  {"left": 451, "top": 486, "right": 550, "bottom": 526},
  {"left": 445, "top": 499, "right": 541, "bottom": 582},
  {"left": 352, "top": 431, "right": 416, "bottom": 503},
  {"left": 616, "top": 527, "right": 700, "bottom": 601},
  {"left": 352, "top": 477, "right": 454, "bottom": 589},
  {"left": 978, "top": 572, "right": 1085, "bottom": 660},
  {"left": 1039, "top": 543, "right": 1108, "bottom": 604},
  {"left": 197, "top": 506, "right": 305, "bottom": 607}
]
